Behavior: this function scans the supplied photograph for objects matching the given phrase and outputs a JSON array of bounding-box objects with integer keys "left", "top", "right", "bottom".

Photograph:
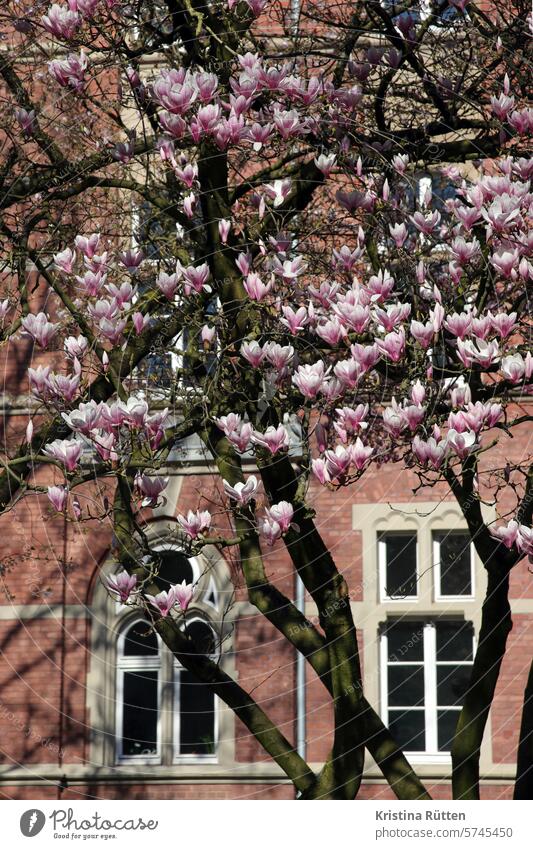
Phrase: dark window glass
[
  {"left": 436, "top": 621, "right": 474, "bottom": 661},
  {"left": 122, "top": 670, "right": 158, "bottom": 756},
  {"left": 437, "top": 664, "right": 471, "bottom": 707},
  {"left": 156, "top": 550, "right": 194, "bottom": 592},
  {"left": 183, "top": 621, "right": 216, "bottom": 657},
  {"left": 123, "top": 622, "right": 159, "bottom": 656},
  {"left": 387, "top": 621, "right": 424, "bottom": 662},
  {"left": 388, "top": 666, "right": 425, "bottom": 707},
  {"left": 383, "top": 533, "right": 417, "bottom": 597},
  {"left": 438, "top": 709, "right": 460, "bottom": 751},
  {"left": 436, "top": 532, "right": 472, "bottom": 596},
  {"left": 388, "top": 709, "right": 425, "bottom": 752},
  {"left": 179, "top": 671, "right": 216, "bottom": 755}
]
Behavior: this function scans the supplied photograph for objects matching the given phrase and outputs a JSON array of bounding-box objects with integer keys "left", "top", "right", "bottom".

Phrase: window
[
  {"left": 114, "top": 546, "right": 219, "bottom": 764},
  {"left": 116, "top": 620, "right": 162, "bottom": 762},
  {"left": 174, "top": 620, "right": 217, "bottom": 759},
  {"left": 378, "top": 532, "right": 418, "bottom": 601},
  {"left": 116, "top": 617, "right": 218, "bottom": 764},
  {"left": 382, "top": 1, "right": 461, "bottom": 28},
  {"left": 381, "top": 619, "right": 474, "bottom": 758},
  {"left": 433, "top": 531, "right": 474, "bottom": 600}
]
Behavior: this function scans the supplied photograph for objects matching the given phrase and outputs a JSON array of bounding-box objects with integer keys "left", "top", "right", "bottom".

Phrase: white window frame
[
  {"left": 172, "top": 617, "right": 219, "bottom": 764},
  {"left": 378, "top": 531, "right": 419, "bottom": 603},
  {"left": 380, "top": 619, "right": 475, "bottom": 764},
  {"left": 433, "top": 531, "right": 475, "bottom": 602},
  {"left": 115, "top": 620, "right": 163, "bottom": 764}
]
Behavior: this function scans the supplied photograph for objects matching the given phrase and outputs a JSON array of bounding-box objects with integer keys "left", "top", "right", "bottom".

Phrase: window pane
[
  {"left": 183, "top": 621, "right": 216, "bottom": 656},
  {"left": 436, "top": 532, "right": 472, "bottom": 596},
  {"left": 179, "top": 671, "right": 216, "bottom": 756},
  {"left": 383, "top": 534, "right": 417, "bottom": 597},
  {"left": 437, "top": 664, "right": 471, "bottom": 707},
  {"left": 388, "top": 665, "right": 425, "bottom": 707},
  {"left": 438, "top": 709, "right": 461, "bottom": 752},
  {"left": 122, "top": 670, "right": 158, "bottom": 756},
  {"left": 436, "top": 621, "right": 474, "bottom": 661},
  {"left": 156, "top": 550, "right": 194, "bottom": 592},
  {"left": 387, "top": 622, "right": 424, "bottom": 662},
  {"left": 388, "top": 709, "right": 425, "bottom": 752},
  {"left": 123, "top": 622, "right": 159, "bottom": 656}
]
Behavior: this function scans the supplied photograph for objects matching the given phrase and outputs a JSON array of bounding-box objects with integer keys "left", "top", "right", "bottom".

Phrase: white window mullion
[
  {"left": 424, "top": 622, "right": 438, "bottom": 753},
  {"left": 380, "top": 628, "right": 389, "bottom": 728}
]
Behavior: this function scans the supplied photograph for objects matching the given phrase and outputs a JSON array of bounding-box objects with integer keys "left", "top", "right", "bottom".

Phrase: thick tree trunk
[
  {"left": 451, "top": 568, "right": 512, "bottom": 799},
  {"left": 514, "top": 657, "right": 533, "bottom": 799}
]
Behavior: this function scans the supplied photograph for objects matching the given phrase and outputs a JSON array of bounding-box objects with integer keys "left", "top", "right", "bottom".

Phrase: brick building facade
[{"left": 0, "top": 394, "right": 531, "bottom": 799}]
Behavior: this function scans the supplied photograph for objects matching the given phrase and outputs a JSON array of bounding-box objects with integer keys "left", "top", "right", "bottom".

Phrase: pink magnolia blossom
[
  {"left": 377, "top": 328, "right": 405, "bottom": 362},
  {"left": 501, "top": 353, "right": 531, "bottom": 384},
  {"left": 28, "top": 365, "right": 53, "bottom": 400},
  {"left": 490, "top": 520, "right": 519, "bottom": 550},
  {"left": 21, "top": 312, "right": 58, "bottom": 349},
  {"left": 178, "top": 262, "right": 210, "bottom": 296},
  {"left": 223, "top": 476, "right": 259, "bottom": 505},
  {"left": 75, "top": 234, "right": 100, "bottom": 259},
  {"left": 241, "top": 340, "right": 267, "bottom": 367},
  {"left": 446, "top": 428, "right": 479, "bottom": 460},
  {"left": 119, "top": 248, "right": 144, "bottom": 273},
  {"left": 135, "top": 474, "right": 169, "bottom": 507},
  {"left": 54, "top": 247, "right": 76, "bottom": 273},
  {"left": 48, "top": 372, "right": 81, "bottom": 402},
  {"left": 146, "top": 588, "right": 178, "bottom": 618},
  {"left": 457, "top": 338, "right": 500, "bottom": 369},
  {"left": 214, "top": 413, "right": 243, "bottom": 437},
  {"left": 334, "top": 405, "right": 369, "bottom": 442},
  {"left": 49, "top": 52, "right": 88, "bottom": 90},
  {"left": 47, "top": 485, "right": 69, "bottom": 512},
  {"left": 64, "top": 335, "right": 88, "bottom": 359},
  {"left": 42, "top": 4, "right": 80, "bottom": 39},
  {"left": 227, "top": 422, "right": 253, "bottom": 453},
  {"left": 251, "top": 425, "right": 289, "bottom": 454},
  {"left": 177, "top": 510, "right": 212, "bottom": 539},
  {"left": 132, "top": 312, "right": 150, "bottom": 335},
  {"left": 324, "top": 445, "right": 353, "bottom": 479},
  {"left": 263, "top": 179, "right": 292, "bottom": 208},
  {"left": 517, "top": 526, "right": 533, "bottom": 557},
  {"left": 44, "top": 439, "right": 82, "bottom": 471},
  {"left": 333, "top": 358, "right": 360, "bottom": 389},
  {"left": 411, "top": 380, "right": 426, "bottom": 406},
  {"left": 261, "top": 519, "right": 282, "bottom": 546},
  {"left": 389, "top": 223, "right": 408, "bottom": 248},
  {"left": 280, "top": 306, "right": 308, "bottom": 335},
  {"left": 264, "top": 343, "right": 294, "bottom": 370},
  {"left": 410, "top": 319, "right": 434, "bottom": 348},
  {"left": 490, "top": 312, "right": 517, "bottom": 339},
  {"left": 350, "top": 438, "right": 374, "bottom": 471},
  {"left": 412, "top": 436, "right": 448, "bottom": 470},
  {"left": 243, "top": 272, "right": 272, "bottom": 301},
  {"left": 265, "top": 501, "right": 295, "bottom": 534},
  {"left": 312, "top": 458, "right": 331, "bottom": 485},
  {"left": 156, "top": 271, "right": 179, "bottom": 300},
  {"left": 174, "top": 580, "right": 194, "bottom": 611},
  {"left": 292, "top": 361, "right": 328, "bottom": 398},
  {"left": 314, "top": 153, "right": 336, "bottom": 176},
  {"left": 106, "top": 571, "right": 138, "bottom": 604},
  {"left": 218, "top": 219, "right": 231, "bottom": 244}
]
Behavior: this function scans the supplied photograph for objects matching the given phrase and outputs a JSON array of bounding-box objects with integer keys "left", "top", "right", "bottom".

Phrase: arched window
[
  {"left": 88, "top": 541, "right": 233, "bottom": 769},
  {"left": 116, "top": 616, "right": 218, "bottom": 764},
  {"left": 113, "top": 545, "right": 223, "bottom": 765},
  {"left": 116, "top": 620, "right": 162, "bottom": 762},
  {"left": 174, "top": 619, "right": 217, "bottom": 759}
]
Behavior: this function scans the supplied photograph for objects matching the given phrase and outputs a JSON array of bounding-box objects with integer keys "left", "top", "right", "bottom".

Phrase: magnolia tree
[{"left": 0, "top": 0, "right": 532, "bottom": 800}]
